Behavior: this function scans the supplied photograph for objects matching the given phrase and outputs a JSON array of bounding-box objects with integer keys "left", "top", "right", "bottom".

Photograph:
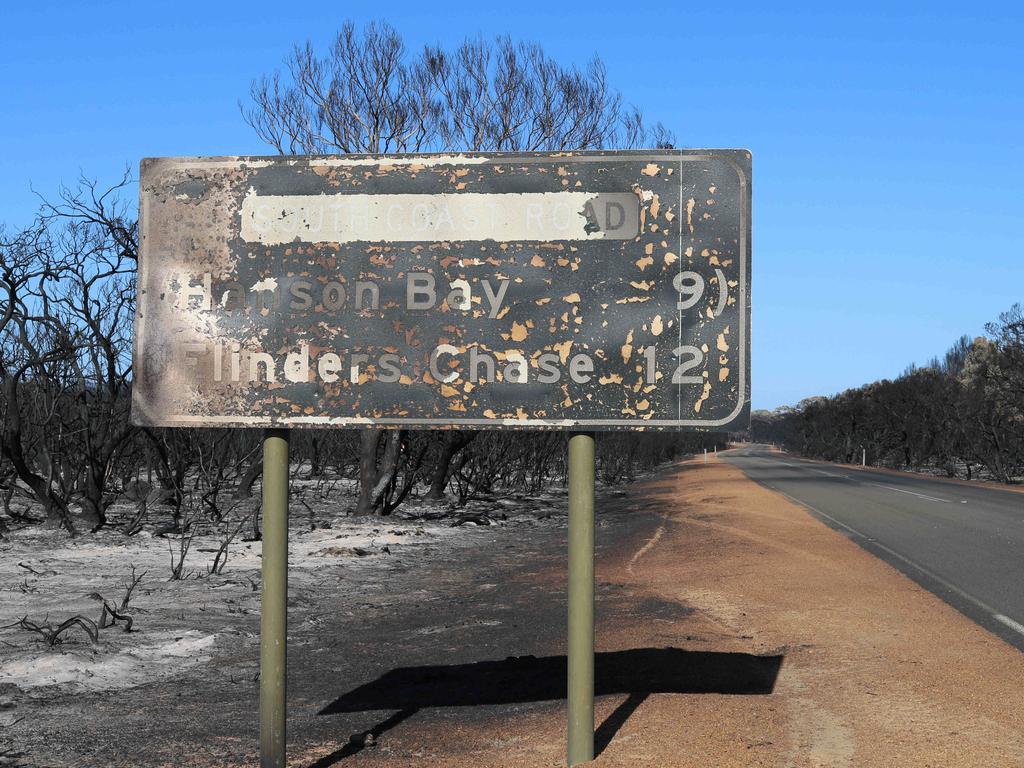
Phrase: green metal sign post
[
  {"left": 567, "top": 432, "right": 596, "bottom": 765},
  {"left": 260, "top": 429, "right": 290, "bottom": 768}
]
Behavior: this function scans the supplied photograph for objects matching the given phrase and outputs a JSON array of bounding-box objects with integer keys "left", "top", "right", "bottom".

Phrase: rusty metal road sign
[{"left": 132, "top": 150, "right": 751, "bottom": 430}]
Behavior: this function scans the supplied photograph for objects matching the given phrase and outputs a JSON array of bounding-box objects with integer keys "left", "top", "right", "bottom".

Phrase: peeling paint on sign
[{"left": 132, "top": 150, "right": 751, "bottom": 430}]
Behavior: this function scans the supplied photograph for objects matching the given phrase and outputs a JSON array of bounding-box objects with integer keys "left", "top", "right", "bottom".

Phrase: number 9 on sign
[{"left": 674, "top": 269, "right": 728, "bottom": 316}]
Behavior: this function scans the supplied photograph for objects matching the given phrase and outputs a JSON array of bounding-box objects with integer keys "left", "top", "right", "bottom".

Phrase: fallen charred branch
[{"left": 12, "top": 615, "right": 99, "bottom": 646}]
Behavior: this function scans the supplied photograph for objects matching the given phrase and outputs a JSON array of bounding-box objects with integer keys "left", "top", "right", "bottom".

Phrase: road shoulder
[
  {"left": 298, "top": 454, "right": 1024, "bottom": 767},
  {"left": 592, "top": 454, "right": 1024, "bottom": 766}
]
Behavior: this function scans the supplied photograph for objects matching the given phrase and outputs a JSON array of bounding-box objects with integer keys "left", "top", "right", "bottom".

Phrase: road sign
[{"left": 133, "top": 150, "right": 750, "bottom": 430}]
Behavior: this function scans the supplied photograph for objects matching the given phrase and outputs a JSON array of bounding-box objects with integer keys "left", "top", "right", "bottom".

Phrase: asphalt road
[{"left": 724, "top": 445, "right": 1024, "bottom": 652}]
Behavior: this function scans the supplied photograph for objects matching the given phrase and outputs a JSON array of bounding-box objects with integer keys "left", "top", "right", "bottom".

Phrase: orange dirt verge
[{"left": 297, "top": 455, "right": 1024, "bottom": 767}]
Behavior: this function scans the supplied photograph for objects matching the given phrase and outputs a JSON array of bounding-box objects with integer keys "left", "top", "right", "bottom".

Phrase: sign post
[
  {"left": 259, "top": 428, "right": 289, "bottom": 768},
  {"left": 133, "top": 149, "right": 751, "bottom": 766},
  {"left": 567, "top": 432, "right": 596, "bottom": 765}
]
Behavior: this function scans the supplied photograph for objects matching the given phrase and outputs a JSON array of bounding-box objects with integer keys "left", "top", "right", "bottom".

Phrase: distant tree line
[
  {"left": 750, "top": 306, "right": 1024, "bottom": 483},
  {"left": 0, "top": 22, "right": 723, "bottom": 537}
]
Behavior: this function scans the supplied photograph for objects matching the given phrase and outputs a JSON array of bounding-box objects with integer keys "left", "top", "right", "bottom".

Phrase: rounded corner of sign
[
  {"left": 718, "top": 154, "right": 751, "bottom": 189},
  {"left": 697, "top": 393, "right": 749, "bottom": 430}
]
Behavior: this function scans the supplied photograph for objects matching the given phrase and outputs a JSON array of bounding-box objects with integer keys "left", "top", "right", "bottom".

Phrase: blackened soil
[{"left": 5, "top": 476, "right": 671, "bottom": 768}]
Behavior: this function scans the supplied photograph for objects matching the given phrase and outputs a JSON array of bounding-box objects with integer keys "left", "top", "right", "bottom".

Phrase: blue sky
[{"left": 2, "top": 2, "right": 1021, "bottom": 409}]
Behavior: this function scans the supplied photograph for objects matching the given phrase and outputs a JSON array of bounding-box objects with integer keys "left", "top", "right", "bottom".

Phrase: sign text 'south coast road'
[{"left": 132, "top": 150, "right": 751, "bottom": 430}]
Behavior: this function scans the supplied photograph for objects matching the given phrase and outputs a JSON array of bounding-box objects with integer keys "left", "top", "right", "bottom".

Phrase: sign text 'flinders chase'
[{"left": 132, "top": 150, "right": 751, "bottom": 430}]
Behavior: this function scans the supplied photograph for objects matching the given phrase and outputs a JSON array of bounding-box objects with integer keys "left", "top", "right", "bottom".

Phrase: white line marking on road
[
  {"left": 758, "top": 454, "right": 846, "bottom": 477},
  {"left": 870, "top": 483, "right": 950, "bottom": 503},
  {"left": 810, "top": 468, "right": 848, "bottom": 478},
  {"left": 995, "top": 614, "right": 1024, "bottom": 637}
]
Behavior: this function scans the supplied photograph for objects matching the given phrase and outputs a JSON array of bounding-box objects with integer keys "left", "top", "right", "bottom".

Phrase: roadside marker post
[{"left": 131, "top": 150, "right": 751, "bottom": 767}]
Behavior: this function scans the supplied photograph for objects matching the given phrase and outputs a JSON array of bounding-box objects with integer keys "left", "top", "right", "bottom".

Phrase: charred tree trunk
[
  {"left": 235, "top": 458, "right": 264, "bottom": 501},
  {"left": 308, "top": 435, "right": 323, "bottom": 478},
  {"left": 356, "top": 429, "right": 407, "bottom": 515},
  {"left": 0, "top": 487, "right": 9, "bottom": 538},
  {"left": 356, "top": 429, "right": 383, "bottom": 515},
  {"left": 78, "top": 459, "right": 108, "bottom": 530},
  {"left": 425, "top": 430, "right": 478, "bottom": 500},
  {"left": 2, "top": 379, "right": 77, "bottom": 534}
]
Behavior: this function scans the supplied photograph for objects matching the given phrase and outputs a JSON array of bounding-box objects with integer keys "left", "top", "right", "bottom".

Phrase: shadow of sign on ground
[{"left": 310, "top": 647, "right": 783, "bottom": 765}]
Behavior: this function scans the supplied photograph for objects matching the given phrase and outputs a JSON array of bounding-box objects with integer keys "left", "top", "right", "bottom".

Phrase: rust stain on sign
[{"left": 132, "top": 150, "right": 751, "bottom": 430}]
